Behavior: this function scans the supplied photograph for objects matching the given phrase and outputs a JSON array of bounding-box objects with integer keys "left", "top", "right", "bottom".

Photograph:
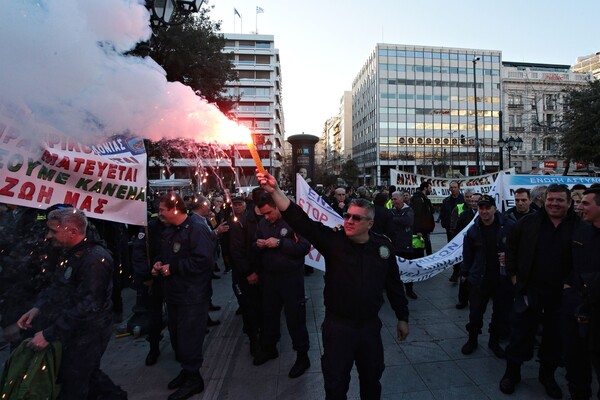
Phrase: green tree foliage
[
  {"left": 149, "top": 6, "right": 239, "bottom": 114},
  {"left": 561, "top": 80, "right": 600, "bottom": 167},
  {"left": 340, "top": 159, "right": 360, "bottom": 186}
]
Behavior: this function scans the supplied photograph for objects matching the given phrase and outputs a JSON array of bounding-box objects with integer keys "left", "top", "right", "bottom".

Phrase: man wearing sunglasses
[{"left": 257, "top": 171, "right": 409, "bottom": 400}]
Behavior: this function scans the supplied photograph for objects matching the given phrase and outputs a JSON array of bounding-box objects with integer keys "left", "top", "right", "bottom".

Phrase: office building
[{"left": 352, "top": 44, "right": 502, "bottom": 185}]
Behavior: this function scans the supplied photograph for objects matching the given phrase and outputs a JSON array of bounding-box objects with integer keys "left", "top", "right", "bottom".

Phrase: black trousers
[
  {"left": 146, "top": 279, "right": 165, "bottom": 346},
  {"left": 466, "top": 277, "right": 512, "bottom": 337},
  {"left": 58, "top": 324, "right": 122, "bottom": 400},
  {"left": 321, "top": 315, "right": 384, "bottom": 400},
  {"left": 232, "top": 273, "right": 262, "bottom": 338},
  {"left": 261, "top": 271, "right": 309, "bottom": 352},
  {"left": 505, "top": 290, "right": 562, "bottom": 367},
  {"left": 561, "top": 287, "right": 595, "bottom": 398},
  {"left": 167, "top": 302, "right": 209, "bottom": 373}
]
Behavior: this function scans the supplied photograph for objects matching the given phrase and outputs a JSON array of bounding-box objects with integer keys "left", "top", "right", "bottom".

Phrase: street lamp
[
  {"left": 472, "top": 56, "right": 481, "bottom": 175},
  {"left": 263, "top": 138, "right": 273, "bottom": 176},
  {"left": 147, "top": 0, "right": 205, "bottom": 30},
  {"left": 497, "top": 136, "right": 523, "bottom": 168}
]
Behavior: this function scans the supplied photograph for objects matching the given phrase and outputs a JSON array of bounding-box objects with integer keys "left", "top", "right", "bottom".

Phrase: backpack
[{"left": 0, "top": 339, "right": 62, "bottom": 400}]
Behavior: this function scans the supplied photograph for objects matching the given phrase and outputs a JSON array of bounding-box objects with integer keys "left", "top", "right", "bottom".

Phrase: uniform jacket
[
  {"left": 255, "top": 216, "right": 310, "bottom": 274},
  {"left": 34, "top": 238, "right": 114, "bottom": 343},
  {"left": 222, "top": 208, "right": 261, "bottom": 279},
  {"left": 389, "top": 204, "right": 414, "bottom": 255},
  {"left": 410, "top": 191, "right": 435, "bottom": 234},
  {"left": 506, "top": 207, "right": 578, "bottom": 296},
  {"left": 156, "top": 215, "right": 214, "bottom": 304},
  {"left": 461, "top": 212, "right": 514, "bottom": 287},
  {"left": 282, "top": 202, "right": 409, "bottom": 322}
]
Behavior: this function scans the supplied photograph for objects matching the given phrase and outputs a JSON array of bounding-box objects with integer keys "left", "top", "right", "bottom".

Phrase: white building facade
[
  {"left": 223, "top": 33, "right": 284, "bottom": 181},
  {"left": 501, "top": 61, "right": 590, "bottom": 173},
  {"left": 352, "top": 44, "right": 502, "bottom": 186}
]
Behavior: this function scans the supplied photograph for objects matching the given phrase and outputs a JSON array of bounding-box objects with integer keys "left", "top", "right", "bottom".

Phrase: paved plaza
[{"left": 1, "top": 224, "right": 596, "bottom": 399}]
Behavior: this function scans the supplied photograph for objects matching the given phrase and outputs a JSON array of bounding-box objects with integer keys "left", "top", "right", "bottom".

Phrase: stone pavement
[{"left": 1, "top": 223, "right": 597, "bottom": 399}]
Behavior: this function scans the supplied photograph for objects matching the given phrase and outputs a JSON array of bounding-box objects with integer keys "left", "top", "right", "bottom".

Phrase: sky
[
  {"left": 1, "top": 1, "right": 598, "bottom": 149},
  {"left": 209, "top": 0, "right": 600, "bottom": 138}
]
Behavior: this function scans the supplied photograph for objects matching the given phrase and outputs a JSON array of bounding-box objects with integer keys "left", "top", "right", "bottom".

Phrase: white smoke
[{"left": 0, "top": 0, "right": 242, "bottom": 145}]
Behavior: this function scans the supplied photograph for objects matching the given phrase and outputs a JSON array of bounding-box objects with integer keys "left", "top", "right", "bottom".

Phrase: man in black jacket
[
  {"left": 440, "top": 181, "right": 464, "bottom": 242},
  {"left": 411, "top": 181, "right": 435, "bottom": 255},
  {"left": 563, "top": 187, "right": 600, "bottom": 400},
  {"left": 460, "top": 195, "right": 514, "bottom": 359},
  {"left": 221, "top": 195, "right": 262, "bottom": 357},
  {"left": 18, "top": 208, "right": 126, "bottom": 400},
  {"left": 153, "top": 193, "right": 214, "bottom": 400},
  {"left": 500, "top": 184, "right": 578, "bottom": 399},
  {"left": 503, "top": 188, "right": 535, "bottom": 224},
  {"left": 252, "top": 193, "right": 312, "bottom": 378},
  {"left": 257, "top": 171, "right": 409, "bottom": 400}
]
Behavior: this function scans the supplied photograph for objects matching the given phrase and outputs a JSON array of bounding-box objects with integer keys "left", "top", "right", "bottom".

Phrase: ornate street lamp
[
  {"left": 263, "top": 138, "right": 273, "bottom": 176},
  {"left": 147, "top": 0, "right": 205, "bottom": 30},
  {"left": 497, "top": 136, "right": 523, "bottom": 168}
]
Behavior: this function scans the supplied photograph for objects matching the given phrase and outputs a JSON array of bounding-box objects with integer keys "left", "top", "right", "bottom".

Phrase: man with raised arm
[{"left": 257, "top": 172, "right": 409, "bottom": 400}]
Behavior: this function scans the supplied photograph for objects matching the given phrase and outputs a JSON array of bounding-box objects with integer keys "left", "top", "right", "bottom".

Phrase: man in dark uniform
[
  {"left": 252, "top": 193, "right": 312, "bottom": 378},
  {"left": 453, "top": 193, "right": 481, "bottom": 309},
  {"left": 18, "top": 208, "right": 126, "bottom": 400},
  {"left": 257, "top": 171, "right": 409, "bottom": 400},
  {"left": 460, "top": 195, "right": 514, "bottom": 359},
  {"left": 153, "top": 193, "right": 214, "bottom": 400},
  {"left": 131, "top": 215, "right": 167, "bottom": 366},
  {"left": 563, "top": 187, "right": 600, "bottom": 400},
  {"left": 500, "top": 184, "right": 578, "bottom": 398},
  {"left": 221, "top": 195, "right": 263, "bottom": 357}
]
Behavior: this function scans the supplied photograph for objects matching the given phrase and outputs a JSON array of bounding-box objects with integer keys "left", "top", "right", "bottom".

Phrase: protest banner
[
  {"left": 294, "top": 170, "right": 600, "bottom": 283},
  {"left": 389, "top": 169, "right": 503, "bottom": 204},
  {"left": 0, "top": 116, "right": 148, "bottom": 226}
]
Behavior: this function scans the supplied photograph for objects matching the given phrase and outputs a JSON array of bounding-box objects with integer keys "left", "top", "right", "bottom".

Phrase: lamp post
[
  {"left": 263, "top": 138, "right": 273, "bottom": 176},
  {"left": 497, "top": 136, "right": 523, "bottom": 168},
  {"left": 472, "top": 56, "right": 481, "bottom": 175},
  {"left": 147, "top": 0, "right": 205, "bottom": 30},
  {"left": 447, "top": 130, "right": 457, "bottom": 176}
]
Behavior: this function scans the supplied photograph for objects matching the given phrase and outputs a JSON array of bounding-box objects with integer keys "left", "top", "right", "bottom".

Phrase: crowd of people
[{"left": 0, "top": 175, "right": 599, "bottom": 400}]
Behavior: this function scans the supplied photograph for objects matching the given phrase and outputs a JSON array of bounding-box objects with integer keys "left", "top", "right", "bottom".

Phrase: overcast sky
[{"left": 209, "top": 0, "right": 600, "bottom": 138}]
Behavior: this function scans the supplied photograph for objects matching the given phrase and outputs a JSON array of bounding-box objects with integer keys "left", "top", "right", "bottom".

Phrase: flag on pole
[
  {"left": 256, "top": 6, "right": 264, "bottom": 14},
  {"left": 234, "top": 8, "right": 241, "bottom": 18}
]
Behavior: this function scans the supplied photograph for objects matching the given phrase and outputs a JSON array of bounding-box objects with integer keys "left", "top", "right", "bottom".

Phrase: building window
[
  {"left": 255, "top": 55, "right": 271, "bottom": 64},
  {"left": 531, "top": 138, "right": 537, "bottom": 151}
]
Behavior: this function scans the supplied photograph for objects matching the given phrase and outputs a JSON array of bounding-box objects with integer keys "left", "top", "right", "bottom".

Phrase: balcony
[
  {"left": 507, "top": 104, "right": 523, "bottom": 109},
  {"left": 508, "top": 126, "right": 525, "bottom": 133}
]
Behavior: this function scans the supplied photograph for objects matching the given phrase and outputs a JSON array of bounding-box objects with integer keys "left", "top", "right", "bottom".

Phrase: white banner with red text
[{"left": 0, "top": 116, "right": 147, "bottom": 226}]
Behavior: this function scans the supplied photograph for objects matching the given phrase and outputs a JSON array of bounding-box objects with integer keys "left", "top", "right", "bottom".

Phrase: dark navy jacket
[
  {"left": 282, "top": 202, "right": 409, "bottom": 322},
  {"left": 255, "top": 216, "right": 310, "bottom": 274},
  {"left": 35, "top": 239, "right": 114, "bottom": 343},
  {"left": 156, "top": 215, "right": 214, "bottom": 304},
  {"left": 461, "top": 212, "right": 514, "bottom": 287}
]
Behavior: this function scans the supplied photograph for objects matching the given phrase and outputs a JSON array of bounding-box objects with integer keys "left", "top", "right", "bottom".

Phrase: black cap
[
  {"left": 231, "top": 195, "right": 245, "bottom": 203},
  {"left": 477, "top": 195, "right": 496, "bottom": 207}
]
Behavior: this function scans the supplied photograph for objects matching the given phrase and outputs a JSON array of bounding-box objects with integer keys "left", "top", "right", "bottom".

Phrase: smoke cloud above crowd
[{"left": 0, "top": 0, "right": 243, "bottom": 146}]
